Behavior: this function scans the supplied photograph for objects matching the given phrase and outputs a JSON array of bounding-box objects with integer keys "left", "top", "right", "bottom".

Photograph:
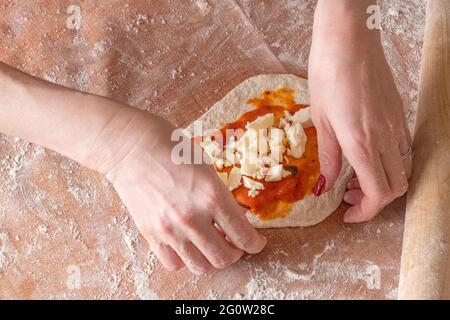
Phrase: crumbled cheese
[
  {"left": 245, "top": 113, "right": 274, "bottom": 130},
  {"left": 213, "top": 157, "right": 224, "bottom": 170},
  {"left": 242, "top": 176, "right": 264, "bottom": 198},
  {"left": 227, "top": 136, "right": 237, "bottom": 149},
  {"left": 257, "top": 129, "right": 269, "bottom": 156},
  {"left": 237, "top": 129, "right": 260, "bottom": 178},
  {"left": 290, "top": 107, "right": 312, "bottom": 127},
  {"left": 268, "top": 127, "right": 286, "bottom": 163},
  {"left": 200, "top": 137, "right": 222, "bottom": 159},
  {"left": 248, "top": 189, "right": 260, "bottom": 198},
  {"left": 264, "top": 164, "right": 291, "bottom": 182},
  {"left": 262, "top": 156, "right": 277, "bottom": 166},
  {"left": 279, "top": 117, "right": 289, "bottom": 130},
  {"left": 240, "top": 157, "right": 258, "bottom": 178},
  {"left": 227, "top": 167, "right": 242, "bottom": 191},
  {"left": 224, "top": 148, "right": 236, "bottom": 166},
  {"left": 285, "top": 122, "right": 307, "bottom": 158},
  {"left": 236, "top": 129, "right": 258, "bottom": 156},
  {"left": 212, "top": 111, "right": 309, "bottom": 186},
  {"left": 256, "top": 167, "right": 269, "bottom": 180}
]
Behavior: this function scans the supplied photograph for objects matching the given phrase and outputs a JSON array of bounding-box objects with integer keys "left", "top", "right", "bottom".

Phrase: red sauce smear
[{"left": 218, "top": 88, "right": 320, "bottom": 220}]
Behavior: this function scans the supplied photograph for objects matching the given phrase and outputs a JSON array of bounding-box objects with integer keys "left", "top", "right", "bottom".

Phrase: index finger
[{"left": 213, "top": 197, "right": 266, "bottom": 254}]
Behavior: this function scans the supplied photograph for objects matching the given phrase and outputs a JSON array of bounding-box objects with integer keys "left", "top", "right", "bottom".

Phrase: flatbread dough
[{"left": 185, "top": 74, "right": 353, "bottom": 228}]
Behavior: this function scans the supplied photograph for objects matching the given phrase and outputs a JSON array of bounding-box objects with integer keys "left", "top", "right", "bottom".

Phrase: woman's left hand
[{"left": 308, "top": 1, "right": 413, "bottom": 222}]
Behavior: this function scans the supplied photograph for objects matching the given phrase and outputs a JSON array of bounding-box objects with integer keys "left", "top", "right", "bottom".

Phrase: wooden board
[
  {"left": 0, "top": 0, "right": 424, "bottom": 299},
  {"left": 399, "top": 0, "right": 450, "bottom": 300}
]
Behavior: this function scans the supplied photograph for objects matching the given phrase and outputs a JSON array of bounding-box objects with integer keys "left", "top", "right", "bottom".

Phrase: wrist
[
  {"left": 79, "top": 104, "right": 149, "bottom": 175},
  {"left": 80, "top": 104, "right": 174, "bottom": 179},
  {"left": 313, "top": 0, "right": 380, "bottom": 46}
]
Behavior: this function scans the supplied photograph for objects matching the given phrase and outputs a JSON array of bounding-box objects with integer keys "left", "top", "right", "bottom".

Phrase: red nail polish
[{"left": 313, "top": 174, "right": 326, "bottom": 196}]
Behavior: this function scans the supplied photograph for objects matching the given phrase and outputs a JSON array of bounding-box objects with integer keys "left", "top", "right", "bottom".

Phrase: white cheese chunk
[
  {"left": 286, "top": 122, "right": 307, "bottom": 158},
  {"left": 237, "top": 129, "right": 260, "bottom": 177},
  {"left": 213, "top": 158, "right": 224, "bottom": 170},
  {"left": 255, "top": 167, "right": 269, "bottom": 180},
  {"left": 224, "top": 148, "right": 236, "bottom": 166},
  {"left": 200, "top": 137, "right": 222, "bottom": 158},
  {"left": 227, "top": 167, "right": 242, "bottom": 191},
  {"left": 248, "top": 189, "right": 260, "bottom": 198},
  {"left": 240, "top": 157, "right": 258, "bottom": 178},
  {"left": 242, "top": 176, "right": 264, "bottom": 190},
  {"left": 264, "top": 164, "right": 292, "bottom": 182},
  {"left": 279, "top": 117, "right": 289, "bottom": 130},
  {"left": 226, "top": 136, "right": 237, "bottom": 151},
  {"left": 236, "top": 129, "right": 258, "bottom": 156},
  {"left": 258, "top": 129, "right": 269, "bottom": 156},
  {"left": 268, "top": 127, "right": 286, "bottom": 163},
  {"left": 290, "top": 107, "right": 313, "bottom": 128},
  {"left": 243, "top": 176, "right": 265, "bottom": 198},
  {"left": 245, "top": 113, "right": 274, "bottom": 130},
  {"left": 262, "top": 156, "right": 277, "bottom": 166}
]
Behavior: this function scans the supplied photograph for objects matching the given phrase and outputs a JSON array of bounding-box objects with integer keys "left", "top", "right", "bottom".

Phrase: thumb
[{"left": 314, "top": 120, "right": 342, "bottom": 194}]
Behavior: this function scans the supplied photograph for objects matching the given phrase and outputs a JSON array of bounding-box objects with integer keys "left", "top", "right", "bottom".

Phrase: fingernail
[{"left": 313, "top": 174, "right": 326, "bottom": 196}]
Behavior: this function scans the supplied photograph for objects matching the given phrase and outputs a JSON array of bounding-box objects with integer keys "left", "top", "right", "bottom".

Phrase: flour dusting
[{"left": 0, "top": 0, "right": 420, "bottom": 299}]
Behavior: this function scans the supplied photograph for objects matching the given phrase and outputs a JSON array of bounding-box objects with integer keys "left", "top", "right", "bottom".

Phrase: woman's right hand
[{"left": 89, "top": 109, "right": 266, "bottom": 274}]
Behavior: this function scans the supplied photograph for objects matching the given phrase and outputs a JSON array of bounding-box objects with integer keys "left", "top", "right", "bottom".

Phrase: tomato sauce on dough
[{"left": 219, "top": 88, "right": 320, "bottom": 220}]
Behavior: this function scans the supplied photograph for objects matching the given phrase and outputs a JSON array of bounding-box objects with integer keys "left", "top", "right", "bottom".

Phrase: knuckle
[
  {"left": 346, "top": 133, "right": 365, "bottom": 152},
  {"left": 203, "top": 189, "right": 223, "bottom": 209},
  {"left": 217, "top": 207, "right": 233, "bottom": 222},
  {"left": 156, "top": 220, "right": 173, "bottom": 238},
  {"left": 349, "top": 126, "right": 380, "bottom": 151},
  {"left": 177, "top": 210, "right": 196, "bottom": 227},
  {"left": 372, "top": 187, "right": 391, "bottom": 205}
]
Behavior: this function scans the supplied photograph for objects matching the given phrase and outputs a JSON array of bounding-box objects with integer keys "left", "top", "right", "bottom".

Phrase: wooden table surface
[{"left": 0, "top": 0, "right": 425, "bottom": 299}]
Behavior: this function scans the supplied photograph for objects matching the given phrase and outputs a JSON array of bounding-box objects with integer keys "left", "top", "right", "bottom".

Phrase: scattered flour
[
  {"left": 133, "top": 266, "right": 159, "bottom": 300},
  {"left": 0, "top": 0, "right": 422, "bottom": 299},
  {"left": 194, "top": 0, "right": 213, "bottom": 15}
]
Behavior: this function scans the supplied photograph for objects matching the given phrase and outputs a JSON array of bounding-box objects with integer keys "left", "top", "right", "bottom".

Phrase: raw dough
[{"left": 185, "top": 74, "right": 353, "bottom": 228}]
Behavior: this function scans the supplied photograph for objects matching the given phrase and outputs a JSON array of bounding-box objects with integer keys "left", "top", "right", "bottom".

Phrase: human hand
[
  {"left": 89, "top": 109, "right": 266, "bottom": 274},
  {"left": 309, "top": 1, "right": 413, "bottom": 222}
]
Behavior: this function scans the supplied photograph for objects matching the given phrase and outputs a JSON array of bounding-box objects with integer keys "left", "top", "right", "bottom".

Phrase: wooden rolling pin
[{"left": 398, "top": 0, "right": 450, "bottom": 300}]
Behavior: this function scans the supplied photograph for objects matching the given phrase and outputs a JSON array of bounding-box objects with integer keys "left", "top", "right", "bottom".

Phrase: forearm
[
  {"left": 0, "top": 61, "right": 144, "bottom": 172},
  {"left": 313, "top": 0, "right": 380, "bottom": 52}
]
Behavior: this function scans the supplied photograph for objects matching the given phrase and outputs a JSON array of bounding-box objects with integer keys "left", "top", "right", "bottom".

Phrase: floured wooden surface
[{"left": 0, "top": 0, "right": 424, "bottom": 299}]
